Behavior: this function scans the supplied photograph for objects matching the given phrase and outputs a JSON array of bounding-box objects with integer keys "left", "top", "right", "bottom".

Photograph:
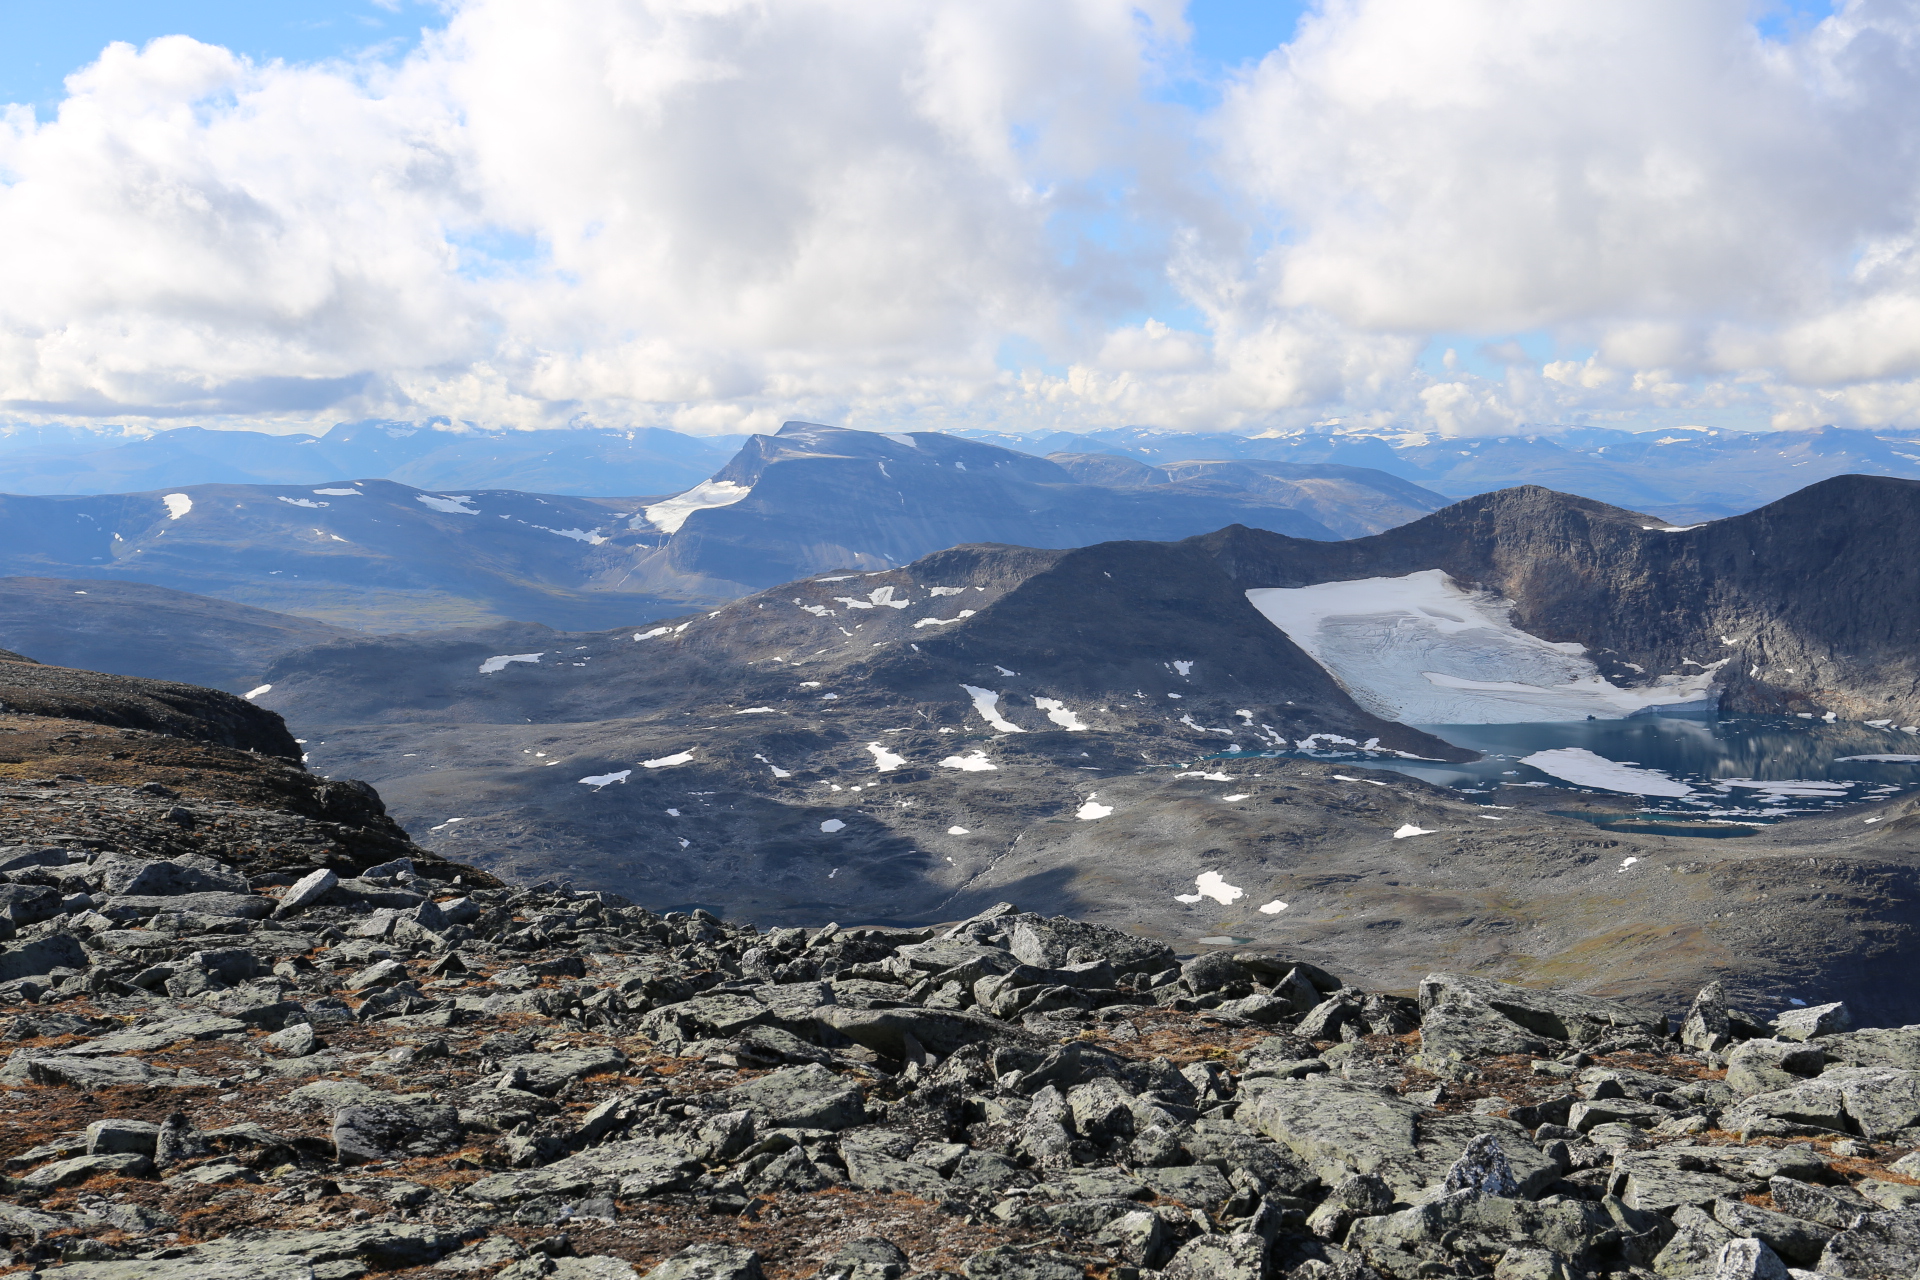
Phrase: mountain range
[
  {"left": 0, "top": 424, "right": 1444, "bottom": 636},
  {"left": 7, "top": 417, "right": 1920, "bottom": 524},
  {"left": 0, "top": 419, "right": 742, "bottom": 498},
  {"left": 199, "top": 475, "right": 1920, "bottom": 1020}
]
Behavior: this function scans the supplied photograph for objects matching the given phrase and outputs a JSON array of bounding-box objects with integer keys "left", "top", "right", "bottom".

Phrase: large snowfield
[{"left": 1245, "top": 570, "right": 1720, "bottom": 724}]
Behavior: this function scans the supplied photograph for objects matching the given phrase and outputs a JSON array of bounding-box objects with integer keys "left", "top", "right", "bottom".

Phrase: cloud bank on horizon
[{"left": 1, "top": 0, "right": 1917, "bottom": 438}]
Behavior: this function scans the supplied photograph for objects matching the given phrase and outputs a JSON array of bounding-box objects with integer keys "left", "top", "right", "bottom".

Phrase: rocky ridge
[{"left": 0, "top": 874, "right": 1913, "bottom": 1280}]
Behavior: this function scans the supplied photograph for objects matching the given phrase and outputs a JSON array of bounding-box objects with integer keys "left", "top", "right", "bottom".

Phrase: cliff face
[
  {"left": 0, "top": 654, "right": 302, "bottom": 760},
  {"left": 1195, "top": 476, "right": 1920, "bottom": 722},
  {"left": 0, "top": 651, "right": 479, "bottom": 884}
]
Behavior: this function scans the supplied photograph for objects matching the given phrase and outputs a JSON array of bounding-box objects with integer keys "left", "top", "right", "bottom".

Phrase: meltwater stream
[{"left": 1219, "top": 714, "right": 1920, "bottom": 831}]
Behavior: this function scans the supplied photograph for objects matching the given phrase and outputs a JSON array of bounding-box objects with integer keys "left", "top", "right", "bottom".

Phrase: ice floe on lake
[
  {"left": 1519, "top": 747, "right": 1695, "bottom": 797},
  {"left": 820, "top": 819, "right": 846, "bottom": 832},
  {"left": 1245, "top": 570, "right": 1721, "bottom": 723}
]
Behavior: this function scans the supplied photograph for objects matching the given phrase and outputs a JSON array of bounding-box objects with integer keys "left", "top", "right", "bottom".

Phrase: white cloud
[{"left": 6, "top": 1, "right": 1920, "bottom": 437}]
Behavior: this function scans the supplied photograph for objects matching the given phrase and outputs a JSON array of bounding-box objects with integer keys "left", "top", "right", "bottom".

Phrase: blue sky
[
  {"left": 1, "top": 2, "right": 1323, "bottom": 113},
  {"left": 0, "top": 1, "right": 446, "bottom": 110}
]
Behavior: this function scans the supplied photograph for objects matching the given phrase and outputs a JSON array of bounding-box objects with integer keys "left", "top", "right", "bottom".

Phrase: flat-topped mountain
[{"left": 615, "top": 423, "right": 1442, "bottom": 596}]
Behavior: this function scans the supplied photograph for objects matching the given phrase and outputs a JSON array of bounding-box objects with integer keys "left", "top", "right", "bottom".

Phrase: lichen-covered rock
[
  {"left": 1817, "top": 1206, "right": 1920, "bottom": 1278},
  {"left": 724, "top": 1063, "right": 865, "bottom": 1130},
  {"left": 642, "top": 1244, "right": 765, "bottom": 1280}
]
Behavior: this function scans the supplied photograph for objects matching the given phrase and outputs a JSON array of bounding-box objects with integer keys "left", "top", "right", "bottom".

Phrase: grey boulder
[
  {"left": 332, "top": 1103, "right": 463, "bottom": 1164},
  {"left": 725, "top": 1063, "right": 865, "bottom": 1130},
  {"left": 642, "top": 1243, "right": 765, "bottom": 1280}
]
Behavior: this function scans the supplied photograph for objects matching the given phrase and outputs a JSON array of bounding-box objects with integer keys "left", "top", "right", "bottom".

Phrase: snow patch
[
  {"left": 1245, "top": 570, "right": 1721, "bottom": 723},
  {"left": 1076, "top": 795, "right": 1113, "bottom": 820},
  {"left": 644, "top": 479, "right": 752, "bottom": 533},
  {"left": 867, "top": 743, "right": 907, "bottom": 771},
  {"left": 313, "top": 488, "right": 360, "bottom": 496},
  {"left": 914, "top": 610, "right": 975, "bottom": 627},
  {"left": 1392, "top": 824, "right": 1435, "bottom": 838},
  {"left": 641, "top": 751, "right": 695, "bottom": 769},
  {"left": 928, "top": 586, "right": 967, "bottom": 597},
  {"left": 883, "top": 432, "right": 917, "bottom": 448},
  {"left": 417, "top": 494, "right": 480, "bottom": 515},
  {"left": 960, "top": 685, "right": 1024, "bottom": 733},
  {"left": 1520, "top": 748, "right": 1694, "bottom": 797},
  {"left": 1034, "top": 697, "right": 1088, "bottom": 730},
  {"left": 634, "top": 627, "right": 669, "bottom": 640},
  {"left": 948, "top": 825, "right": 970, "bottom": 834},
  {"left": 579, "top": 770, "right": 631, "bottom": 789},
  {"left": 1837, "top": 754, "right": 1920, "bottom": 762},
  {"left": 278, "top": 496, "right": 328, "bottom": 508},
  {"left": 734, "top": 707, "right": 774, "bottom": 714},
  {"left": 1259, "top": 899, "right": 1287, "bottom": 914},
  {"left": 836, "top": 586, "right": 911, "bottom": 610},
  {"left": 533, "top": 525, "right": 607, "bottom": 544},
  {"left": 1619, "top": 857, "right": 1639, "bottom": 871},
  {"left": 479, "top": 653, "right": 543, "bottom": 674},
  {"left": 1171, "top": 661, "right": 1193, "bottom": 676},
  {"left": 162, "top": 493, "right": 192, "bottom": 519},
  {"left": 940, "top": 751, "right": 996, "bottom": 771},
  {"left": 244, "top": 684, "right": 272, "bottom": 700},
  {"left": 1174, "top": 871, "right": 1244, "bottom": 905}
]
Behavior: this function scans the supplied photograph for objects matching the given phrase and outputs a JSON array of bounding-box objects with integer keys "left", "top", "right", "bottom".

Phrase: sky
[{"left": 8, "top": 0, "right": 1919, "bottom": 441}]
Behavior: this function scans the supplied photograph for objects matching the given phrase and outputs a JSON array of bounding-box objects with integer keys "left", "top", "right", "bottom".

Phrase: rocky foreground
[{"left": 0, "top": 846, "right": 1911, "bottom": 1280}]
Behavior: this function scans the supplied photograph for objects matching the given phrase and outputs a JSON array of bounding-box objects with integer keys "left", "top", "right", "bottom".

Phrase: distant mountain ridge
[
  {"left": 0, "top": 425, "right": 1444, "bottom": 631},
  {"left": 8, "top": 418, "right": 1920, "bottom": 522},
  {"left": 0, "top": 420, "right": 742, "bottom": 497}
]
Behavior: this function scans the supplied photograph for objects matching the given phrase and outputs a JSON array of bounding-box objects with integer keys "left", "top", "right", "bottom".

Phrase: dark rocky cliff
[{"left": 1195, "top": 476, "right": 1920, "bottom": 722}]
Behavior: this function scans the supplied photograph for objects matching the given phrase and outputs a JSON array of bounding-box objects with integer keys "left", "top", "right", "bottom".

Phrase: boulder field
[{"left": 0, "top": 859, "right": 1913, "bottom": 1280}]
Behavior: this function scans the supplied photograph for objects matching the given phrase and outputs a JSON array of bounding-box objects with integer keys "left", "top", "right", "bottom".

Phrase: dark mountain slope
[
  {"left": 1194, "top": 475, "right": 1920, "bottom": 722},
  {"left": 260, "top": 538, "right": 1451, "bottom": 759},
  {"left": 0, "top": 577, "right": 351, "bottom": 693}
]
